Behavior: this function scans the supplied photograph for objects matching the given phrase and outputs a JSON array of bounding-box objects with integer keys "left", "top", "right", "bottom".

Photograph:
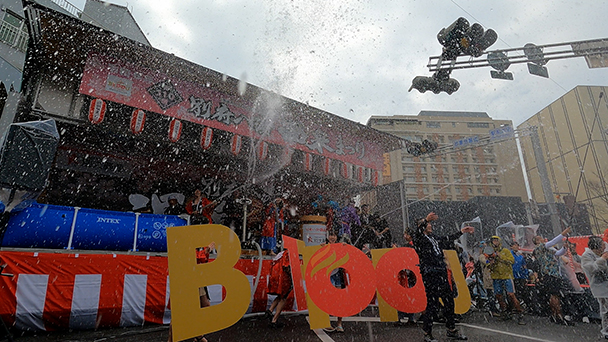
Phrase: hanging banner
[
  {"left": 168, "top": 119, "right": 182, "bottom": 142},
  {"left": 88, "top": 98, "right": 106, "bottom": 125},
  {"left": 323, "top": 158, "right": 331, "bottom": 176},
  {"left": 357, "top": 167, "right": 364, "bottom": 183},
  {"left": 79, "top": 53, "right": 393, "bottom": 175},
  {"left": 372, "top": 170, "right": 379, "bottom": 186},
  {"left": 130, "top": 109, "right": 146, "bottom": 135},
  {"left": 231, "top": 134, "right": 242, "bottom": 155},
  {"left": 257, "top": 141, "right": 268, "bottom": 160},
  {"left": 304, "top": 153, "right": 313, "bottom": 171},
  {"left": 200, "top": 126, "right": 213, "bottom": 150}
]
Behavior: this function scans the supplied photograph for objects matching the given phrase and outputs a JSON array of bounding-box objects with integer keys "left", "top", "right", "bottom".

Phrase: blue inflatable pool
[{"left": 1, "top": 203, "right": 187, "bottom": 252}]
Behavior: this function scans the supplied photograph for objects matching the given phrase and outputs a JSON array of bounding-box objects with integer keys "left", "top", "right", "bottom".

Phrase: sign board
[
  {"left": 166, "top": 225, "right": 471, "bottom": 341},
  {"left": 79, "top": 53, "right": 386, "bottom": 173},
  {"left": 453, "top": 135, "right": 479, "bottom": 148},
  {"left": 489, "top": 125, "right": 514, "bottom": 141}
]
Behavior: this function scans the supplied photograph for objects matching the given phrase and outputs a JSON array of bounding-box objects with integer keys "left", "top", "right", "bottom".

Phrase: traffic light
[
  {"left": 406, "top": 139, "right": 438, "bottom": 156},
  {"left": 408, "top": 70, "right": 460, "bottom": 95},
  {"left": 437, "top": 17, "right": 470, "bottom": 60},
  {"left": 437, "top": 17, "right": 498, "bottom": 60},
  {"left": 421, "top": 139, "right": 438, "bottom": 154}
]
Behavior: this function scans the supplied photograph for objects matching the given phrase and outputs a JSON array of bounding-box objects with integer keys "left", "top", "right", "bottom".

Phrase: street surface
[{"left": 5, "top": 309, "right": 605, "bottom": 342}]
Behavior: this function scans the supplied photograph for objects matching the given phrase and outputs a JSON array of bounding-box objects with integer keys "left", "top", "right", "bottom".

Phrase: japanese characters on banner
[
  {"left": 78, "top": 53, "right": 386, "bottom": 180},
  {"left": 168, "top": 119, "right": 182, "bottom": 142},
  {"left": 200, "top": 126, "right": 213, "bottom": 150},
  {"left": 130, "top": 109, "right": 146, "bottom": 134},
  {"left": 88, "top": 98, "right": 106, "bottom": 124},
  {"left": 230, "top": 134, "right": 242, "bottom": 155}
]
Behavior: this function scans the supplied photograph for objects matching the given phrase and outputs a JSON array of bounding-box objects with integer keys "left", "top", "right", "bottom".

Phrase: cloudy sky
[{"left": 71, "top": 0, "right": 608, "bottom": 127}]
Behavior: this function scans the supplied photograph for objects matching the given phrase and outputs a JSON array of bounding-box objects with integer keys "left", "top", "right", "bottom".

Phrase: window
[
  {"left": 467, "top": 122, "right": 490, "bottom": 128},
  {"left": 0, "top": 11, "right": 28, "bottom": 52},
  {"left": 404, "top": 166, "right": 415, "bottom": 173},
  {"left": 405, "top": 176, "right": 416, "bottom": 182},
  {"left": 419, "top": 166, "right": 426, "bottom": 173},
  {"left": 426, "top": 121, "right": 441, "bottom": 128},
  {"left": 373, "top": 119, "right": 393, "bottom": 125}
]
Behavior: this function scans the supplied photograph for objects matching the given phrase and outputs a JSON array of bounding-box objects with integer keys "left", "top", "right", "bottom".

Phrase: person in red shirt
[
  {"left": 186, "top": 189, "right": 216, "bottom": 224},
  {"left": 266, "top": 249, "right": 292, "bottom": 328}
]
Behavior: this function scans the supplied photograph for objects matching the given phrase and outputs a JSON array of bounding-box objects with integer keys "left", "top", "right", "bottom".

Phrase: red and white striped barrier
[{"left": 0, "top": 251, "right": 289, "bottom": 331}]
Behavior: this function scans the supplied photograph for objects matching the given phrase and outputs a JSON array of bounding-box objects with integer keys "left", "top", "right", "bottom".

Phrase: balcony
[{"left": 0, "top": 21, "right": 28, "bottom": 52}]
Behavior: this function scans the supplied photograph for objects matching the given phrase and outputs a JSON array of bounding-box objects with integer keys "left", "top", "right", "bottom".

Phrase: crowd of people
[
  {"left": 164, "top": 192, "right": 608, "bottom": 341},
  {"left": 162, "top": 190, "right": 396, "bottom": 255}
]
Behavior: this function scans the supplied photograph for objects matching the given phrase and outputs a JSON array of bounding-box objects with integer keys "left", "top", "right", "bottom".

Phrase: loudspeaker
[{"left": 0, "top": 120, "right": 59, "bottom": 192}]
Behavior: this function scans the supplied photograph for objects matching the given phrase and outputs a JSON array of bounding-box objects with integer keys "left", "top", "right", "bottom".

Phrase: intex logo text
[{"left": 96, "top": 217, "right": 121, "bottom": 224}]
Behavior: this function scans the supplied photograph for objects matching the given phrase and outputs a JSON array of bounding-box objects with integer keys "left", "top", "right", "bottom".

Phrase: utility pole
[
  {"left": 529, "top": 126, "right": 562, "bottom": 236},
  {"left": 399, "top": 180, "right": 409, "bottom": 233}
]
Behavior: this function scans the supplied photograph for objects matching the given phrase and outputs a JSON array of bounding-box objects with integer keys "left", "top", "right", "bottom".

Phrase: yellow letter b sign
[{"left": 166, "top": 224, "right": 250, "bottom": 342}]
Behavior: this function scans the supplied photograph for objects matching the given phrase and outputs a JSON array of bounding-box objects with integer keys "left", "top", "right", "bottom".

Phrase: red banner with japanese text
[{"left": 78, "top": 52, "right": 385, "bottom": 172}]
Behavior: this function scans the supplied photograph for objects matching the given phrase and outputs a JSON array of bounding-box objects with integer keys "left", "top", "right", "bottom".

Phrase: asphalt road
[{"left": 5, "top": 309, "right": 606, "bottom": 342}]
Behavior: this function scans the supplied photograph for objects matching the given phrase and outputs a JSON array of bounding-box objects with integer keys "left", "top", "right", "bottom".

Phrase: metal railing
[
  {"left": 0, "top": 21, "right": 28, "bottom": 52},
  {"left": 49, "top": 0, "right": 82, "bottom": 18}
]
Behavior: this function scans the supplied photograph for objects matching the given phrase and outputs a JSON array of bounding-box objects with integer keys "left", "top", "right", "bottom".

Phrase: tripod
[{"left": 0, "top": 264, "right": 13, "bottom": 342}]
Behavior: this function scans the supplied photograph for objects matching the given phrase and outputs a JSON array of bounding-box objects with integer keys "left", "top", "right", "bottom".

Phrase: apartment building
[
  {"left": 0, "top": 0, "right": 149, "bottom": 94},
  {"left": 368, "top": 111, "right": 528, "bottom": 202},
  {"left": 517, "top": 85, "right": 608, "bottom": 233}
]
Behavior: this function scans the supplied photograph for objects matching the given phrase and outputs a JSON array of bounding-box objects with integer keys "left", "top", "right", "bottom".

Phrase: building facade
[
  {"left": 368, "top": 111, "right": 528, "bottom": 202},
  {"left": 518, "top": 85, "right": 608, "bottom": 234},
  {"left": 0, "top": 0, "right": 148, "bottom": 95}
]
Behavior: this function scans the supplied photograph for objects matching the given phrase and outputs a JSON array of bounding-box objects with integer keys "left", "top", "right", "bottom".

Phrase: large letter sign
[
  {"left": 371, "top": 247, "right": 427, "bottom": 321},
  {"left": 305, "top": 243, "right": 377, "bottom": 318},
  {"left": 166, "top": 224, "right": 250, "bottom": 342},
  {"left": 168, "top": 227, "right": 471, "bottom": 337}
]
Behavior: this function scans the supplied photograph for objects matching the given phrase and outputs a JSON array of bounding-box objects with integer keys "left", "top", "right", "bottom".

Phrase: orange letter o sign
[{"left": 305, "top": 243, "right": 376, "bottom": 317}]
